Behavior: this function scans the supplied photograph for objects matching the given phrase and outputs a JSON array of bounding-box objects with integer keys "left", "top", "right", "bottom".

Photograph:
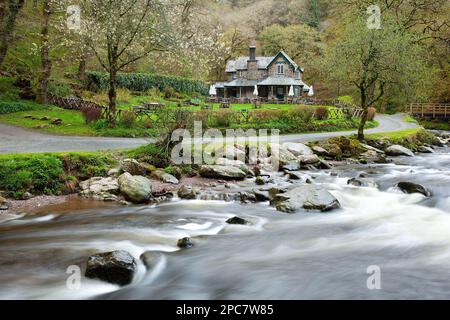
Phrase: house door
[{"left": 276, "top": 87, "right": 285, "bottom": 100}]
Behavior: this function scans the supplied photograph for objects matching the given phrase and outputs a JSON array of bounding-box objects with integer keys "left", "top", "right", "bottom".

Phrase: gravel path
[{"left": 0, "top": 114, "right": 419, "bottom": 154}]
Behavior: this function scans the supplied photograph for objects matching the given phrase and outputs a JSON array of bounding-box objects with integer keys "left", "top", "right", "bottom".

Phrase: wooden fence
[{"left": 407, "top": 103, "right": 450, "bottom": 119}]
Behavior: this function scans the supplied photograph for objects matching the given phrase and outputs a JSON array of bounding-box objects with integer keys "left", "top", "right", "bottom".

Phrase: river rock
[
  {"left": 177, "top": 185, "right": 198, "bottom": 199},
  {"left": 199, "top": 165, "right": 246, "bottom": 180},
  {"left": 107, "top": 168, "right": 121, "bottom": 177},
  {"left": 240, "top": 192, "right": 258, "bottom": 203},
  {"left": 118, "top": 173, "right": 152, "bottom": 203},
  {"left": 385, "top": 145, "right": 414, "bottom": 157},
  {"left": 325, "top": 144, "right": 343, "bottom": 158},
  {"left": 80, "top": 177, "right": 119, "bottom": 200},
  {"left": 312, "top": 146, "right": 329, "bottom": 156},
  {"left": 140, "top": 251, "right": 163, "bottom": 269},
  {"left": 253, "top": 189, "right": 271, "bottom": 201},
  {"left": 298, "top": 154, "right": 321, "bottom": 165},
  {"left": 51, "top": 118, "right": 63, "bottom": 125},
  {"left": 226, "top": 216, "right": 249, "bottom": 225},
  {"left": 152, "top": 170, "right": 179, "bottom": 185},
  {"left": 177, "top": 237, "right": 193, "bottom": 249},
  {"left": 348, "top": 178, "right": 377, "bottom": 188},
  {"left": 269, "top": 144, "right": 297, "bottom": 166},
  {"left": 417, "top": 146, "right": 435, "bottom": 154},
  {"left": 0, "top": 196, "right": 9, "bottom": 210},
  {"left": 361, "top": 143, "right": 385, "bottom": 154},
  {"left": 283, "top": 142, "right": 313, "bottom": 156},
  {"left": 85, "top": 250, "right": 137, "bottom": 286},
  {"left": 397, "top": 182, "right": 431, "bottom": 197},
  {"left": 215, "top": 158, "right": 251, "bottom": 174},
  {"left": 121, "top": 159, "right": 146, "bottom": 176},
  {"left": 274, "top": 185, "right": 341, "bottom": 213},
  {"left": 282, "top": 161, "right": 301, "bottom": 171}
]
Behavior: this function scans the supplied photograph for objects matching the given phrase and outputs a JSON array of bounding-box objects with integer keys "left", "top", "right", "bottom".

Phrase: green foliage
[
  {"left": 0, "top": 100, "right": 41, "bottom": 114},
  {"left": 0, "top": 76, "right": 20, "bottom": 100},
  {"left": 127, "top": 144, "right": 170, "bottom": 168},
  {"left": 87, "top": 72, "right": 209, "bottom": 95},
  {"left": 48, "top": 82, "right": 73, "bottom": 97},
  {"left": 120, "top": 110, "right": 136, "bottom": 129},
  {"left": 0, "top": 154, "right": 64, "bottom": 198},
  {"left": 164, "top": 166, "right": 182, "bottom": 179}
]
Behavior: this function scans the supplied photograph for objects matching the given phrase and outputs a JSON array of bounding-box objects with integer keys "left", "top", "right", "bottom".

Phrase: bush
[
  {"left": 120, "top": 110, "right": 136, "bottom": 129},
  {"left": 315, "top": 107, "right": 329, "bottom": 120},
  {"left": 127, "top": 144, "right": 170, "bottom": 168},
  {"left": 81, "top": 106, "right": 103, "bottom": 123},
  {"left": 0, "top": 76, "right": 20, "bottom": 100},
  {"left": 87, "top": 72, "right": 209, "bottom": 95},
  {"left": 164, "top": 86, "right": 177, "bottom": 99},
  {"left": 116, "top": 88, "right": 132, "bottom": 104},
  {"left": 338, "top": 96, "right": 354, "bottom": 105},
  {"left": 143, "top": 118, "right": 153, "bottom": 129},
  {"left": 367, "top": 107, "right": 376, "bottom": 121},
  {"left": 0, "top": 155, "right": 64, "bottom": 199},
  {"left": 48, "top": 82, "right": 73, "bottom": 97},
  {"left": 0, "top": 100, "right": 40, "bottom": 114},
  {"left": 147, "top": 88, "right": 162, "bottom": 100}
]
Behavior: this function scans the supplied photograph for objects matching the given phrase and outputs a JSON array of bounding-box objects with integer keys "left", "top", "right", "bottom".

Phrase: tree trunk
[
  {"left": 357, "top": 87, "right": 368, "bottom": 141},
  {"left": 108, "top": 67, "right": 117, "bottom": 128},
  {"left": 37, "top": 0, "right": 51, "bottom": 104},
  {"left": 0, "top": 0, "right": 25, "bottom": 67}
]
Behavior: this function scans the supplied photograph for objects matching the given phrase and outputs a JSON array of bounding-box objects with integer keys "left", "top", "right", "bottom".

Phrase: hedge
[
  {"left": 87, "top": 72, "right": 209, "bottom": 95},
  {"left": 0, "top": 101, "right": 40, "bottom": 114}
]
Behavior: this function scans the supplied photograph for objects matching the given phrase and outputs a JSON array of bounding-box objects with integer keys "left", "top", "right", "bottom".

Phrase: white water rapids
[{"left": 0, "top": 147, "right": 449, "bottom": 300}]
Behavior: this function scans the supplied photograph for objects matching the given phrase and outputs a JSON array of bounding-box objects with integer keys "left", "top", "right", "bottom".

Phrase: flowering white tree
[{"left": 76, "top": 0, "right": 170, "bottom": 127}]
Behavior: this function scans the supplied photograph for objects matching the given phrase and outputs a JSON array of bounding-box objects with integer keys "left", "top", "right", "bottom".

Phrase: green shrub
[
  {"left": 48, "top": 82, "right": 73, "bottom": 97},
  {"left": 86, "top": 72, "right": 208, "bottom": 95},
  {"left": 0, "top": 76, "right": 20, "bottom": 100},
  {"left": 120, "top": 110, "right": 136, "bottom": 129},
  {"left": 0, "top": 155, "right": 64, "bottom": 198},
  {"left": 127, "top": 144, "right": 169, "bottom": 168},
  {"left": 0, "top": 100, "right": 41, "bottom": 114}
]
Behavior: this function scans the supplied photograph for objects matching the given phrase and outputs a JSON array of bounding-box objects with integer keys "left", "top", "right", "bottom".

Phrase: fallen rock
[
  {"left": 360, "top": 143, "right": 385, "bottom": 154},
  {"left": 397, "top": 182, "right": 431, "bottom": 197},
  {"left": 282, "top": 161, "right": 301, "bottom": 171},
  {"left": 282, "top": 142, "right": 313, "bottom": 156},
  {"left": 177, "top": 237, "right": 193, "bottom": 249},
  {"left": 269, "top": 144, "right": 297, "bottom": 166},
  {"left": 40, "top": 116, "right": 50, "bottom": 121},
  {"left": 274, "top": 185, "right": 341, "bottom": 213},
  {"left": 226, "top": 216, "right": 249, "bottom": 225},
  {"left": 239, "top": 192, "right": 258, "bottom": 203},
  {"left": 85, "top": 250, "right": 137, "bottom": 286},
  {"left": 177, "top": 185, "right": 198, "bottom": 199},
  {"left": 385, "top": 145, "right": 414, "bottom": 157},
  {"left": 107, "top": 168, "right": 121, "bottom": 177},
  {"left": 199, "top": 165, "right": 246, "bottom": 180},
  {"left": 324, "top": 143, "right": 343, "bottom": 158},
  {"left": 118, "top": 173, "right": 152, "bottom": 203},
  {"left": 139, "top": 162, "right": 156, "bottom": 173},
  {"left": 121, "top": 159, "right": 146, "bottom": 176},
  {"left": 152, "top": 170, "right": 179, "bottom": 185}
]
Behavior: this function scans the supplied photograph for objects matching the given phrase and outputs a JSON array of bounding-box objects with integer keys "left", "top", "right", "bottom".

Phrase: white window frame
[{"left": 277, "top": 64, "right": 284, "bottom": 75}]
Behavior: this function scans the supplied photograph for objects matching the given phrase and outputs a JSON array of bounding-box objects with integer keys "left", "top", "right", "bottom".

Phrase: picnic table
[{"left": 132, "top": 102, "right": 166, "bottom": 119}]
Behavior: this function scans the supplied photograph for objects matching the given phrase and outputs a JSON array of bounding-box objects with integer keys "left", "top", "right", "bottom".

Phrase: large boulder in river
[
  {"left": 199, "top": 165, "right": 246, "bottom": 180},
  {"left": 311, "top": 145, "right": 329, "bottom": 157},
  {"left": 118, "top": 173, "right": 152, "bottom": 203},
  {"left": 85, "top": 250, "right": 137, "bottom": 286},
  {"left": 274, "top": 185, "right": 341, "bottom": 213},
  {"left": 385, "top": 145, "right": 414, "bottom": 157},
  {"left": 397, "top": 182, "right": 431, "bottom": 197},
  {"left": 282, "top": 142, "right": 313, "bottom": 156},
  {"left": 298, "top": 154, "right": 321, "bottom": 165},
  {"left": 0, "top": 196, "right": 9, "bottom": 210},
  {"left": 269, "top": 143, "right": 298, "bottom": 167}
]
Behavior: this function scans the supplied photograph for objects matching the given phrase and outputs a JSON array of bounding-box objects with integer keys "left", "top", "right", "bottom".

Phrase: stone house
[{"left": 215, "top": 46, "right": 310, "bottom": 100}]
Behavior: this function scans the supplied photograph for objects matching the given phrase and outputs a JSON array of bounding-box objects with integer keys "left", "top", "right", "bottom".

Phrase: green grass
[{"left": 365, "top": 128, "right": 422, "bottom": 140}]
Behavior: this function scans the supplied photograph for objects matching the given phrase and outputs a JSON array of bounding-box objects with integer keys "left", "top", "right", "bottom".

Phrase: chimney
[{"left": 249, "top": 46, "right": 256, "bottom": 61}]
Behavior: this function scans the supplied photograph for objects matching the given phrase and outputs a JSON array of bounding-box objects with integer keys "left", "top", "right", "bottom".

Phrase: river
[{"left": 0, "top": 146, "right": 449, "bottom": 300}]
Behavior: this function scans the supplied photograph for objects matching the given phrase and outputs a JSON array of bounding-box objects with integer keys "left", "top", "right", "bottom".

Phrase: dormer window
[{"left": 277, "top": 64, "right": 284, "bottom": 74}]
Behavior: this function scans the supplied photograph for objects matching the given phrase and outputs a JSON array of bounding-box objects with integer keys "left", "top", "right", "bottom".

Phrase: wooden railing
[{"left": 407, "top": 103, "right": 450, "bottom": 119}]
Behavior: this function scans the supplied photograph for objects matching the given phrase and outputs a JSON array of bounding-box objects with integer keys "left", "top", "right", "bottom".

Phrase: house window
[{"left": 277, "top": 64, "right": 284, "bottom": 74}]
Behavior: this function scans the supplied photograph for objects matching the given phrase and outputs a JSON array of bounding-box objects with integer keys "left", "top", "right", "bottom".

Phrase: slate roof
[{"left": 226, "top": 56, "right": 274, "bottom": 72}]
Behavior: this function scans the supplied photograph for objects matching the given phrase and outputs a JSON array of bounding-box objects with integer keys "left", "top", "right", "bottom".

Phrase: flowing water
[{"left": 0, "top": 147, "right": 449, "bottom": 300}]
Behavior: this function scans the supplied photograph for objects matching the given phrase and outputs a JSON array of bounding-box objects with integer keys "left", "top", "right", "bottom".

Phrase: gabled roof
[
  {"left": 225, "top": 50, "right": 302, "bottom": 73},
  {"left": 226, "top": 57, "right": 274, "bottom": 72},
  {"left": 267, "top": 51, "right": 299, "bottom": 71}
]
